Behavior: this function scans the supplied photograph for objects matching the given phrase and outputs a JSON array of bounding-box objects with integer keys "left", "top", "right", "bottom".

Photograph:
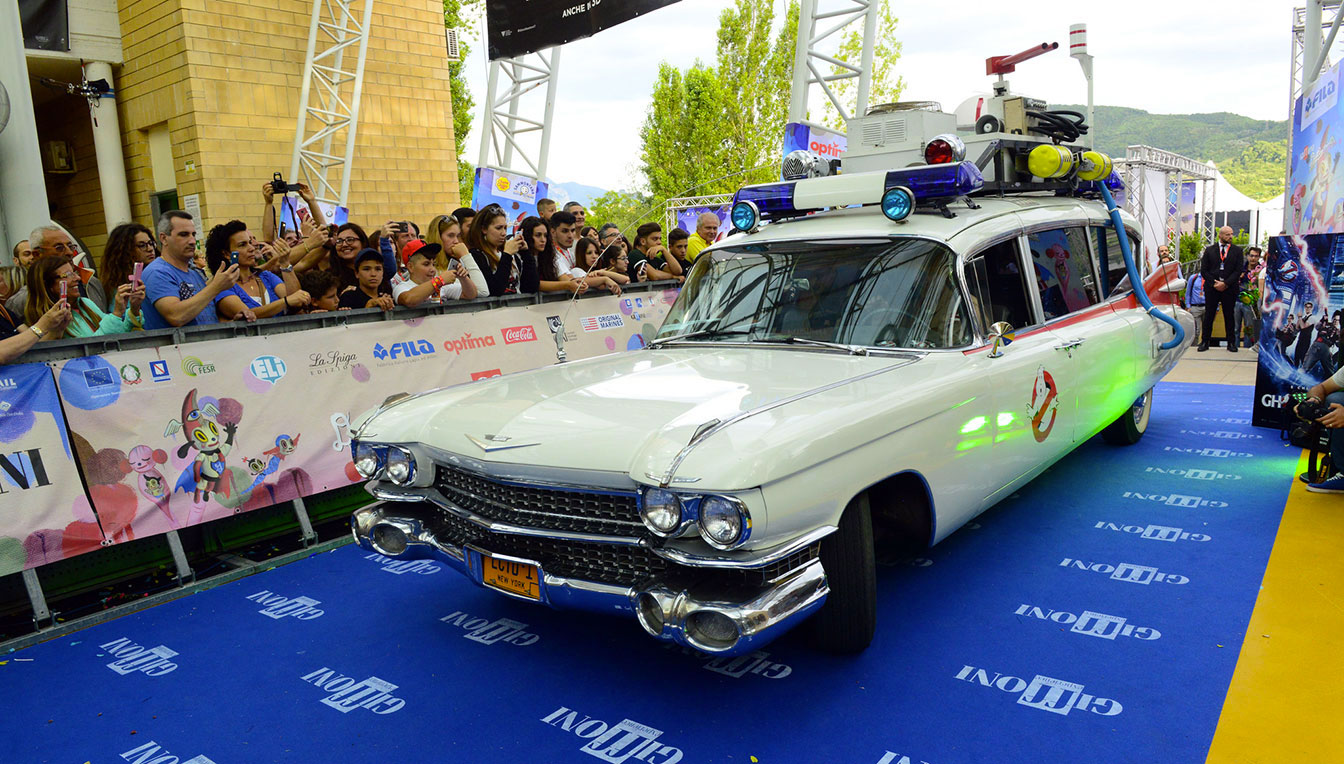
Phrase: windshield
[{"left": 658, "top": 238, "right": 973, "bottom": 350}]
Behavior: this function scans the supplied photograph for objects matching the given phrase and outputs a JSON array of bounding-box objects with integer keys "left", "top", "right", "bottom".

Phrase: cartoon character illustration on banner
[
  {"left": 164, "top": 388, "right": 239, "bottom": 524},
  {"left": 122, "top": 445, "right": 174, "bottom": 527},
  {"left": 1252, "top": 234, "right": 1344, "bottom": 428},
  {"left": 246, "top": 434, "right": 301, "bottom": 492}
]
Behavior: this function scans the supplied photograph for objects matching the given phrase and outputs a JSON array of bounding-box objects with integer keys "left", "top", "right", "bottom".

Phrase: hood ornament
[{"left": 466, "top": 433, "right": 539, "bottom": 452}]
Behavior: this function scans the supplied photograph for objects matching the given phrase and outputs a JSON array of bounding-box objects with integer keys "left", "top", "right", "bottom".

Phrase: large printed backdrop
[{"left": 29, "top": 293, "right": 676, "bottom": 573}]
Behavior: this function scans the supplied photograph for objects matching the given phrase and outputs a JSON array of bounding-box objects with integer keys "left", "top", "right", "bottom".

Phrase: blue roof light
[
  {"left": 730, "top": 201, "right": 760, "bottom": 233},
  {"left": 883, "top": 161, "right": 984, "bottom": 200},
  {"left": 881, "top": 186, "right": 913, "bottom": 222},
  {"left": 734, "top": 183, "right": 799, "bottom": 217}
]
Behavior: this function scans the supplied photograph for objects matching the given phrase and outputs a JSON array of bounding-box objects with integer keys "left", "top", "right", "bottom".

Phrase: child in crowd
[
  {"left": 338, "top": 249, "right": 394, "bottom": 310},
  {"left": 393, "top": 242, "right": 476, "bottom": 306}
]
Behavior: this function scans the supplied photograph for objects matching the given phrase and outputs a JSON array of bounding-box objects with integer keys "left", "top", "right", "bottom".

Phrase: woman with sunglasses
[
  {"left": 99, "top": 223, "right": 156, "bottom": 313},
  {"left": 25, "top": 255, "right": 143, "bottom": 338},
  {"left": 465, "top": 205, "right": 539, "bottom": 296}
]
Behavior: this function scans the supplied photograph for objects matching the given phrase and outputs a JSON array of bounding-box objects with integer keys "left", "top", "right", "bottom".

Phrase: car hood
[{"left": 358, "top": 346, "right": 931, "bottom": 489}]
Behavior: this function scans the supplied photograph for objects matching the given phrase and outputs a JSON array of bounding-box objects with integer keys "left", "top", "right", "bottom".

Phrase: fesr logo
[{"left": 502, "top": 325, "right": 538, "bottom": 344}]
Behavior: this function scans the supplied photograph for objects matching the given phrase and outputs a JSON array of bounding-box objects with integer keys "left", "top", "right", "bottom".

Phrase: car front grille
[{"left": 434, "top": 464, "right": 642, "bottom": 538}]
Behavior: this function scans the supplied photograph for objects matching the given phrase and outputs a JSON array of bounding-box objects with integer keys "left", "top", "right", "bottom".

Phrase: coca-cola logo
[{"left": 502, "top": 326, "right": 538, "bottom": 344}]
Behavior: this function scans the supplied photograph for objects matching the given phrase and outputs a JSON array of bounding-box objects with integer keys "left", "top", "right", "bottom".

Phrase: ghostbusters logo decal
[{"left": 1030, "top": 366, "right": 1059, "bottom": 443}]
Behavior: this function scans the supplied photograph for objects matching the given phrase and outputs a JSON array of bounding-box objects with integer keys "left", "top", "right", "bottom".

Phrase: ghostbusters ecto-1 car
[{"left": 347, "top": 100, "right": 1194, "bottom": 656}]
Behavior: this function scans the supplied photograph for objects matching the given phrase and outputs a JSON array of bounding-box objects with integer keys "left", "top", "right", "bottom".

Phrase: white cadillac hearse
[{"left": 348, "top": 97, "right": 1194, "bottom": 656}]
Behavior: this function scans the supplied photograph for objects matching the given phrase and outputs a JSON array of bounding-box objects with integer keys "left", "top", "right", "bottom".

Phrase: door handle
[{"left": 1054, "top": 338, "right": 1086, "bottom": 352}]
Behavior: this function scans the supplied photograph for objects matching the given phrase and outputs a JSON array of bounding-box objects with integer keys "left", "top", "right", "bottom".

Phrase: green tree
[
  {"left": 639, "top": 0, "right": 798, "bottom": 203},
  {"left": 820, "top": 2, "right": 904, "bottom": 130},
  {"left": 444, "top": 0, "right": 480, "bottom": 205},
  {"left": 1220, "top": 140, "right": 1288, "bottom": 203},
  {"left": 588, "top": 189, "right": 653, "bottom": 231}
]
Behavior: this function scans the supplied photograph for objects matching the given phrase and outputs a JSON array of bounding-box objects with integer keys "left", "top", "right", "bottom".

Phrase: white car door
[{"left": 962, "top": 234, "right": 1080, "bottom": 500}]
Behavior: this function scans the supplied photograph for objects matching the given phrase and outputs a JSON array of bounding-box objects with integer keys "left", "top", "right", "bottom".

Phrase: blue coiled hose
[{"left": 1099, "top": 183, "right": 1185, "bottom": 350}]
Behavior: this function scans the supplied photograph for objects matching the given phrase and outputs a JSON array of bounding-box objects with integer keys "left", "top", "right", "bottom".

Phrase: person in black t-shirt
[{"left": 338, "top": 249, "right": 394, "bottom": 310}]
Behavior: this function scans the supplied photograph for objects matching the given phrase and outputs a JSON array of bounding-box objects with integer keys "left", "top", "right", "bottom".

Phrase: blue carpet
[{"left": 0, "top": 382, "right": 1297, "bottom": 764}]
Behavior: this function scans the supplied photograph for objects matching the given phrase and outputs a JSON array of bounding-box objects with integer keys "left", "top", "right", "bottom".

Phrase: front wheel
[
  {"left": 1102, "top": 388, "right": 1153, "bottom": 445},
  {"left": 806, "top": 493, "right": 876, "bottom": 654}
]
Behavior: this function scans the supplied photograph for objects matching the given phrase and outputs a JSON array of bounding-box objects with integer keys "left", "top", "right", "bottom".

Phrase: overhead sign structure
[{"left": 485, "top": 0, "right": 682, "bottom": 60}]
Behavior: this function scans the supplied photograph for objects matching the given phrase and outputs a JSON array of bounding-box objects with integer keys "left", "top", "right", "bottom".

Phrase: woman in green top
[{"left": 24, "top": 255, "right": 144, "bottom": 339}]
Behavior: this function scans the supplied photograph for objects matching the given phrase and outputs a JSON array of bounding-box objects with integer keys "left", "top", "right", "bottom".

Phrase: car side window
[
  {"left": 1092, "top": 225, "right": 1144, "bottom": 296},
  {"left": 1028, "top": 228, "right": 1100, "bottom": 320},
  {"left": 964, "top": 238, "right": 1035, "bottom": 332}
]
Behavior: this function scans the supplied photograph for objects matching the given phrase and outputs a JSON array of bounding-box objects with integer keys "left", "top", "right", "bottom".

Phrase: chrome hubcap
[{"left": 1132, "top": 390, "right": 1152, "bottom": 430}]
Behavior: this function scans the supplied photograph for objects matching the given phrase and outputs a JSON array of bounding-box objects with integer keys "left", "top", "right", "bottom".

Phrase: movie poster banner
[
  {"left": 1252, "top": 233, "right": 1344, "bottom": 428},
  {"left": 0, "top": 363, "right": 86, "bottom": 576},
  {"left": 486, "top": 0, "right": 682, "bottom": 60},
  {"left": 50, "top": 294, "right": 677, "bottom": 551}
]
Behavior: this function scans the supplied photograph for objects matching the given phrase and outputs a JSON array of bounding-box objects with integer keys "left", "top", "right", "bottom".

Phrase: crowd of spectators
[{"left": 0, "top": 183, "right": 718, "bottom": 364}]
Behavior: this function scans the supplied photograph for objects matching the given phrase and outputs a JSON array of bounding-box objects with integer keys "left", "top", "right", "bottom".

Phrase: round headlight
[
  {"left": 640, "top": 488, "right": 682, "bottom": 536},
  {"left": 699, "top": 495, "right": 750, "bottom": 549},
  {"left": 730, "top": 200, "right": 759, "bottom": 233},
  {"left": 881, "top": 186, "right": 914, "bottom": 222},
  {"left": 353, "top": 441, "right": 382, "bottom": 479},
  {"left": 386, "top": 447, "right": 415, "bottom": 485}
]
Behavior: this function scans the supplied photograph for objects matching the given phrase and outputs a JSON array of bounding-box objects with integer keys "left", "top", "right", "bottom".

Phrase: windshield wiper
[
  {"left": 647, "top": 328, "right": 755, "bottom": 348},
  {"left": 751, "top": 334, "right": 869, "bottom": 356}
]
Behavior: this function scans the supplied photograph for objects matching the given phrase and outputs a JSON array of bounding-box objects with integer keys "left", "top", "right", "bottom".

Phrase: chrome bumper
[{"left": 351, "top": 501, "right": 828, "bottom": 656}]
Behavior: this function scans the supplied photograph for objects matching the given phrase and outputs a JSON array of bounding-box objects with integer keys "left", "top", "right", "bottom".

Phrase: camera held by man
[{"left": 1295, "top": 373, "right": 1344, "bottom": 492}]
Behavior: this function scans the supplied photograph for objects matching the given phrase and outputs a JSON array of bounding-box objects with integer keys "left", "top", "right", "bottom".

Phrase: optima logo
[
  {"left": 541, "top": 707, "right": 683, "bottom": 763},
  {"left": 440, "top": 611, "right": 539, "bottom": 646},
  {"left": 954, "top": 665, "right": 1122, "bottom": 717},
  {"left": 301, "top": 668, "right": 405, "bottom": 714},
  {"left": 1014, "top": 604, "right": 1161, "bottom": 641},
  {"left": 99, "top": 637, "right": 180, "bottom": 676},
  {"left": 1059, "top": 559, "right": 1189, "bottom": 585},
  {"left": 364, "top": 552, "right": 440, "bottom": 575},
  {"left": 246, "top": 590, "right": 325, "bottom": 620},
  {"left": 1121, "top": 491, "right": 1228, "bottom": 508},
  {"left": 1093, "top": 522, "right": 1212, "bottom": 543}
]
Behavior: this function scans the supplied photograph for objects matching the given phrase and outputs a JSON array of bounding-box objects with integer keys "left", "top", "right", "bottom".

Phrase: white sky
[{"left": 461, "top": 0, "right": 1314, "bottom": 192}]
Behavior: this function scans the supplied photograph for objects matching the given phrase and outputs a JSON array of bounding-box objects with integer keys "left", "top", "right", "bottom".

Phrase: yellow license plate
[{"left": 481, "top": 555, "right": 541, "bottom": 601}]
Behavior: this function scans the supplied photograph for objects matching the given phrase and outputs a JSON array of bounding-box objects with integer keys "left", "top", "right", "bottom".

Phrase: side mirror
[{"left": 987, "top": 321, "right": 1015, "bottom": 358}]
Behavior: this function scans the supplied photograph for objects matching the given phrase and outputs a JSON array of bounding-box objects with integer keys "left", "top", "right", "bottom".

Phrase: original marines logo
[
  {"left": 1029, "top": 366, "right": 1059, "bottom": 442},
  {"left": 541, "top": 707, "right": 683, "bottom": 763},
  {"left": 954, "top": 665, "right": 1123, "bottom": 717}
]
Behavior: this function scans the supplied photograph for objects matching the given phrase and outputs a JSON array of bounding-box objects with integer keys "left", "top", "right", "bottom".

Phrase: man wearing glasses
[{"left": 5, "top": 225, "right": 107, "bottom": 315}]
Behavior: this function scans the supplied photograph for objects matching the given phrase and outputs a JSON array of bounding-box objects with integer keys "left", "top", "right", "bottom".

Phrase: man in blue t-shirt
[
  {"left": 142, "top": 211, "right": 239, "bottom": 330},
  {"left": 1185, "top": 272, "right": 1205, "bottom": 347}
]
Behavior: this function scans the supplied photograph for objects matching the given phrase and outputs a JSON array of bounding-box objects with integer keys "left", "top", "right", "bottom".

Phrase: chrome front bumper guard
[{"left": 351, "top": 501, "right": 828, "bottom": 656}]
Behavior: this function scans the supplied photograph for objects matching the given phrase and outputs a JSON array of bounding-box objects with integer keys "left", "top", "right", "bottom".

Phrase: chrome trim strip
[
  {"left": 655, "top": 358, "right": 919, "bottom": 487},
  {"left": 465, "top": 434, "right": 540, "bottom": 452},
  {"left": 652, "top": 525, "right": 834, "bottom": 568},
  {"left": 421, "top": 444, "right": 638, "bottom": 492},
  {"left": 370, "top": 485, "right": 648, "bottom": 546}
]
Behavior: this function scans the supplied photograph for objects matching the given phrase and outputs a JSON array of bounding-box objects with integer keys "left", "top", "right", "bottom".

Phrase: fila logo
[
  {"left": 1094, "top": 522, "right": 1212, "bottom": 542},
  {"left": 1014, "top": 604, "right": 1161, "bottom": 641},
  {"left": 1121, "top": 491, "right": 1228, "bottom": 508},
  {"left": 1059, "top": 559, "right": 1190, "bottom": 585},
  {"left": 440, "top": 611, "right": 539, "bottom": 646},
  {"left": 542, "top": 707, "right": 683, "bottom": 763},
  {"left": 364, "top": 552, "right": 440, "bottom": 575},
  {"left": 1179, "top": 429, "right": 1264, "bottom": 440},
  {"left": 99, "top": 637, "right": 179, "bottom": 676},
  {"left": 121, "top": 741, "right": 216, "bottom": 764},
  {"left": 1162, "top": 446, "right": 1253, "bottom": 458},
  {"left": 954, "top": 665, "right": 1122, "bottom": 717},
  {"left": 245, "top": 590, "right": 325, "bottom": 620},
  {"left": 301, "top": 668, "right": 405, "bottom": 714},
  {"left": 1144, "top": 466, "right": 1242, "bottom": 481}
]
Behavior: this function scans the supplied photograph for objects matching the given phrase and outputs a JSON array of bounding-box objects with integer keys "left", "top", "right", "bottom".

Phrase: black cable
[{"left": 1025, "top": 109, "right": 1089, "bottom": 143}]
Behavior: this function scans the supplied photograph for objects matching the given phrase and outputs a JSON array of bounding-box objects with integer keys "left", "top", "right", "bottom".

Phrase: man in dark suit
[{"left": 1198, "top": 226, "right": 1243, "bottom": 352}]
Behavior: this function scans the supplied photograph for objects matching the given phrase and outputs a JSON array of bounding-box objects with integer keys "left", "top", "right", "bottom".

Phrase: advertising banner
[
  {"left": 1290, "top": 59, "right": 1344, "bottom": 235},
  {"left": 49, "top": 293, "right": 677, "bottom": 553},
  {"left": 1252, "top": 234, "right": 1344, "bottom": 428},
  {"left": 672, "top": 206, "right": 728, "bottom": 241},
  {"left": 0, "top": 363, "right": 86, "bottom": 575},
  {"left": 781, "top": 122, "right": 847, "bottom": 166},
  {"left": 278, "top": 197, "right": 350, "bottom": 239},
  {"left": 486, "top": 0, "right": 682, "bottom": 60},
  {"left": 472, "top": 168, "right": 549, "bottom": 232}
]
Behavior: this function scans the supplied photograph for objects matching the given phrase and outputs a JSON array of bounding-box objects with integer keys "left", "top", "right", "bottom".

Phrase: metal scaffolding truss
[
  {"left": 477, "top": 48, "right": 561, "bottom": 181},
  {"left": 289, "top": 0, "right": 375, "bottom": 207},
  {"left": 1114, "top": 144, "right": 1217, "bottom": 251},
  {"left": 664, "top": 193, "right": 734, "bottom": 235},
  {"left": 788, "top": 0, "right": 877, "bottom": 126}
]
